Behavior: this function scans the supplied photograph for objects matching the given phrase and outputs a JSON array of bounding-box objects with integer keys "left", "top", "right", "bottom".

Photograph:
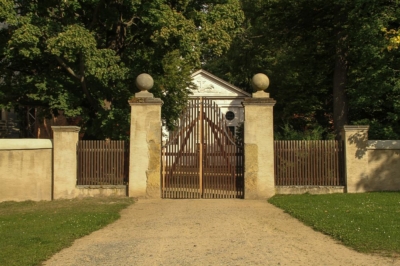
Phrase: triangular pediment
[{"left": 189, "top": 70, "right": 251, "bottom": 98}]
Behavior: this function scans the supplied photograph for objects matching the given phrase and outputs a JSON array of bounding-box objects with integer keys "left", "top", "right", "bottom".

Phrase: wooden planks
[
  {"left": 274, "top": 140, "right": 344, "bottom": 186},
  {"left": 162, "top": 99, "right": 201, "bottom": 199},
  {"left": 202, "top": 99, "right": 243, "bottom": 199},
  {"left": 161, "top": 98, "right": 244, "bottom": 199},
  {"left": 77, "top": 140, "right": 128, "bottom": 185}
]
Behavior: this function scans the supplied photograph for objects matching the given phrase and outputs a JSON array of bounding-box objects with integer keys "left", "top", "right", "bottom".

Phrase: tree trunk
[
  {"left": 333, "top": 9, "right": 348, "bottom": 139},
  {"left": 333, "top": 50, "right": 348, "bottom": 139}
]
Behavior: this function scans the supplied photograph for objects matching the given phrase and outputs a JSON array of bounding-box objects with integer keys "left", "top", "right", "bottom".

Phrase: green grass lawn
[
  {"left": 0, "top": 197, "right": 135, "bottom": 266},
  {"left": 268, "top": 192, "right": 400, "bottom": 257}
]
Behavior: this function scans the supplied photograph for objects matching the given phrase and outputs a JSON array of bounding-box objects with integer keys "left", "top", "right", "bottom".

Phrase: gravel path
[{"left": 44, "top": 199, "right": 400, "bottom": 266}]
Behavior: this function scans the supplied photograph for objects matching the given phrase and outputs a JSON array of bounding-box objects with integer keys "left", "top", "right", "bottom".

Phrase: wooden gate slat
[
  {"left": 274, "top": 140, "right": 344, "bottom": 186},
  {"left": 76, "top": 140, "right": 128, "bottom": 186},
  {"left": 162, "top": 98, "right": 244, "bottom": 199}
]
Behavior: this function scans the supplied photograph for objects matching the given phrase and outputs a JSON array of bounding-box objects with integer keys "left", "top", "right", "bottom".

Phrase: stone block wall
[
  {"left": 0, "top": 139, "right": 53, "bottom": 202},
  {"left": 0, "top": 127, "right": 127, "bottom": 203},
  {"left": 363, "top": 141, "right": 400, "bottom": 191},
  {"left": 342, "top": 126, "right": 400, "bottom": 192}
]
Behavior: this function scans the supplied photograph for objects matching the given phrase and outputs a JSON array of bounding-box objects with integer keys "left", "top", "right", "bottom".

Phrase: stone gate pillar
[
  {"left": 52, "top": 126, "right": 80, "bottom": 199},
  {"left": 128, "top": 74, "right": 163, "bottom": 198},
  {"left": 242, "top": 74, "right": 276, "bottom": 199},
  {"left": 341, "top": 125, "right": 369, "bottom": 193}
]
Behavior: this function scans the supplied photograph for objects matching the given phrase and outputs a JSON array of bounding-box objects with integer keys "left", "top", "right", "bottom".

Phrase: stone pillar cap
[
  {"left": 136, "top": 73, "right": 154, "bottom": 91},
  {"left": 343, "top": 125, "right": 370, "bottom": 131},
  {"left": 252, "top": 73, "right": 270, "bottom": 91},
  {"left": 252, "top": 73, "right": 270, "bottom": 98},
  {"left": 51, "top": 126, "right": 81, "bottom": 132},
  {"left": 135, "top": 73, "right": 154, "bottom": 98}
]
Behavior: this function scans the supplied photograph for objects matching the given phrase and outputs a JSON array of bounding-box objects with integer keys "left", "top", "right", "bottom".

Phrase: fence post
[
  {"left": 128, "top": 74, "right": 163, "bottom": 198},
  {"left": 52, "top": 126, "right": 80, "bottom": 199},
  {"left": 341, "top": 125, "right": 369, "bottom": 193},
  {"left": 242, "top": 74, "right": 276, "bottom": 199}
]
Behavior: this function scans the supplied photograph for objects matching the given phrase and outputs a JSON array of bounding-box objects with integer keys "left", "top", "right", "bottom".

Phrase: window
[{"left": 225, "top": 111, "right": 235, "bottom": 121}]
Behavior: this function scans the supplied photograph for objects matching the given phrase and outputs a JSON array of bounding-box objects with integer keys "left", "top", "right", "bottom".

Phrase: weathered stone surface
[
  {"left": 75, "top": 186, "right": 127, "bottom": 197},
  {"left": 135, "top": 73, "right": 154, "bottom": 91},
  {"left": 252, "top": 73, "right": 270, "bottom": 91},
  {"left": 147, "top": 138, "right": 161, "bottom": 198},
  {"left": 275, "top": 186, "right": 345, "bottom": 195},
  {"left": 129, "top": 98, "right": 162, "bottom": 198},
  {"left": 0, "top": 139, "right": 52, "bottom": 149},
  {"left": 146, "top": 170, "right": 161, "bottom": 198},
  {"left": 252, "top": 91, "right": 270, "bottom": 98},
  {"left": 244, "top": 144, "right": 258, "bottom": 199},
  {"left": 134, "top": 91, "right": 154, "bottom": 98},
  {"left": 341, "top": 125, "right": 369, "bottom": 193},
  {"left": 243, "top": 97, "right": 276, "bottom": 104},
  {"left": 367, "top": 149, "right": 400, "bottom": 191},
  {"left": 129, "top": 97, "right": 163, "bottom": 104},
  {"left": 52, "top": 126, "right": 81, "bottom": 199},
  {"left": 243, "top": 98, "right": 276, "bottom": 199},
  {"left": 148, "top": 142, "right": 161, "bottom": 170},
  {"left": 0, "top": 146, "right": 52, "bottom": 202}
]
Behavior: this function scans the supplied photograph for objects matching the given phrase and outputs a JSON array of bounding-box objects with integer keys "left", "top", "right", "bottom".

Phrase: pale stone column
[
  {"left": 242, "top": 74, "right": 276, "bottom": 199},
  {"left": 341, "top": 125, "right": 369, "bottom": 193},
  {"left": 1, "top": 108, "right": 6, "bottom": 120},
  {"left": 128, "top": 74, "right": 163, "bottom": 198},
  {"left": 52, "top": 126, "right": 80, "bottom": 199}
]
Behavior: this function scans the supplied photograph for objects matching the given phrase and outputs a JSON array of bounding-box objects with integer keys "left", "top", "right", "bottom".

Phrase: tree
[
  {"left": 0, "top": 0, "right": 244, "bottom": 139},
  {"left": 206, "top": 0, "right": 335, "bottom": 137},
  {"left": 205, "top": 0, "right": 400, "bottom": 139}
]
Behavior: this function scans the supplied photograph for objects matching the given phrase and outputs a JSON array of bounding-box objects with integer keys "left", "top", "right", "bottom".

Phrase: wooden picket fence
[
  {"left": 274, "top": 140, "right": 344, "bottom": 186},
  {"left": 77, "top": 140, "right": 129, "bottom": 185}
]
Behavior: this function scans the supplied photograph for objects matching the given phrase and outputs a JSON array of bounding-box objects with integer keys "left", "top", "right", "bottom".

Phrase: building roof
[{"left": 189, "top": 69, "right": 251, "bottom": 98}]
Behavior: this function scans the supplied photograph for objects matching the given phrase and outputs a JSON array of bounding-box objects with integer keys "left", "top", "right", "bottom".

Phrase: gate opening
[{"left": 162, "top": 98, "right": 244, "bottom": 199}]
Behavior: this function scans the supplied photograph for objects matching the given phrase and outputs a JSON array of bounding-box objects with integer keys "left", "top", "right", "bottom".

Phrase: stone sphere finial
[
  {"left": 252, "top": 73, "right": 270, "bottom": 91},
  {"left": 136, "top": 73, "right": 154, "bottom": 91}
]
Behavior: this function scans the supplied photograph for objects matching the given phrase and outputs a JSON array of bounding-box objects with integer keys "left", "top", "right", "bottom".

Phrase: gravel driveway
[{"left": 44, "top": 199, "right": 400, "bottom": 266}]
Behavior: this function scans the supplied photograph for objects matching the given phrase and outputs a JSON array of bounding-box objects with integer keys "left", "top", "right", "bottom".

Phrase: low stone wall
[
  {"left": 0, "top": 134, "right": 128, "bottom": 203},
  {"left": 361, "top": 140, "right": 400, "bottom": 192},
  {"left": 4, "top": 123, "right": 400, "bottom": 203},
  {"left": 0, "top": 139, "right": 53, "bottom": 202}
]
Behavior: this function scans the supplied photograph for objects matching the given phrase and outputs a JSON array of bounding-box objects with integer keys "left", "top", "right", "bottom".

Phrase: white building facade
[{"left": 189, "top": 70, "right": 250, "bottom": 135}]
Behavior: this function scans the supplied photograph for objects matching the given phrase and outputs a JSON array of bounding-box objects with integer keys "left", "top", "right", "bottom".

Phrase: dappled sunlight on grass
[
  {"left": 0, "top": 197, "right": 134, "bottom": 266},
  {"left": 269, "top": 192, "right": 400, "bottom": 257}
]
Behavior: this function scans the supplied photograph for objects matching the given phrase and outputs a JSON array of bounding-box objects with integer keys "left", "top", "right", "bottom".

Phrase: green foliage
[
  {"left": 269, "top": 193, "right": 400, "bottom": 256},
  {"left": 0, "top": 0, "right": 244, "bottom": 139},
  {"left": 275, "top": 123, "right": 335, "bottom": 140},
  {"left": 0, "top": 197, "right": 134, "bottom": 266},
  {"left": 5, "top": 0, "right": 400, "bottom": 139},
  {"left": 206, "top": 0, "right": 400, "bottom": 139},
  {"left": 235, "top": 122, "right": 244, "bottom": 144}
]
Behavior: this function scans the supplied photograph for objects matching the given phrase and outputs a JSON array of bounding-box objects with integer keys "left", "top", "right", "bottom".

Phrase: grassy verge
[
  {"left": 0, "top": 197, "right": 135, "bottom": 266},
  {"left": 268, "top": 192, "right": 400, "bottom": 257}
]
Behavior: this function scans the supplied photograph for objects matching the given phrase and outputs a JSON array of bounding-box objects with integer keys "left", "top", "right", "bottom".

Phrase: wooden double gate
[{"left": 162, "top": 98, "right": 244, "bottom": 199}]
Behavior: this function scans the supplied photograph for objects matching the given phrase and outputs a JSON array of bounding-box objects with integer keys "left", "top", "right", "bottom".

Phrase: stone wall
[
  {"left": 275, "top": 186, "right": 345, "bottom": 195},
  {"left": 0, "top": 128, "right": 128, "bottom": 203},
  {"left": 128, "top": 74, "right": 163, "bottom": 198},
  {"left": 342, "top": 126, "right": 400, "bottom": 193},
  {"left": 0, "top": 139, "right": 53, "bottom": 202},
  {"left": 242, "top": 74, "right": 276, "bottom": 199},
  {"left": 363, "top": 140, "right": 400, "bottom": 191}
]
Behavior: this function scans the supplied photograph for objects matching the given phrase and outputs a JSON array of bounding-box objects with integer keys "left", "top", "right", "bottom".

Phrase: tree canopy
[
  {"left": 2, "top": 0, "right": 400, "bottom": 140},
  {"left": 0, "top": 0, "right": 244, "bottom": 139},
  {"left": 205, "top": 0, "right": 400, "bottom": 139}
]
